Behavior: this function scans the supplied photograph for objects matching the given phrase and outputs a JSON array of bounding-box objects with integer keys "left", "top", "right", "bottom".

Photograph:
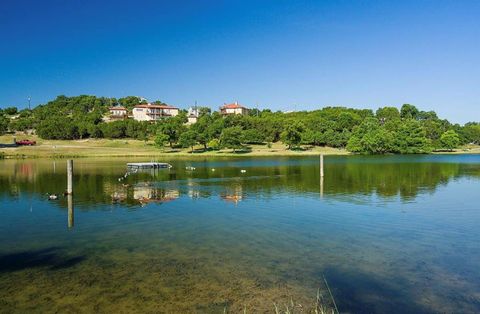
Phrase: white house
[
  {"left": 187, "top": 106, "right": 200, "bottom": 124},
  {"left": 220, "top": 102, "right": 249, "bottom": 115},
  {"left": 109, "top": 106, "right": 128, "bottom": 118},
  {"left": 132, "top": 103, "right": 179, "bottom": 121}
]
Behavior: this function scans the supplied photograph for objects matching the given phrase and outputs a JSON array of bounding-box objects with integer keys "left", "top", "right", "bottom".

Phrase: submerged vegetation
[{"left": 1, "top": 95, "right": 479, "bottom": 154}]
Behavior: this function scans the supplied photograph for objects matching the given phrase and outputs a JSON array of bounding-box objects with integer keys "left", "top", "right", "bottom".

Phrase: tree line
[{"left": 1, "top": 95, "right": 480, "bottom": 154}]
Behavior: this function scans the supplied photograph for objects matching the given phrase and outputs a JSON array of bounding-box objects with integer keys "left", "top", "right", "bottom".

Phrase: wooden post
[
  {"left": 67, "top": 160, "right": 73, "bottom": 195},
  {"left": 67, "top": 194, "right": 74, "bottom": 229},
  {"left": 320, "top": 154, "right": 324, "bottom": 177},
  {"left": 320, "top": 176, "right": 324, "bottom": 198}
]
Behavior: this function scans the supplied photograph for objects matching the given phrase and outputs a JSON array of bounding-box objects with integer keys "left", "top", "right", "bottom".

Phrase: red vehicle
[{"left": 16, "top": 139, "right": 36, "bottom": 146}]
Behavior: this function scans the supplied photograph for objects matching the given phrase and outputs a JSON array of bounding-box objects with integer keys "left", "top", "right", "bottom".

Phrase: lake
[{"left": 0, "top": 155, "right": 479, "bottom": 313}]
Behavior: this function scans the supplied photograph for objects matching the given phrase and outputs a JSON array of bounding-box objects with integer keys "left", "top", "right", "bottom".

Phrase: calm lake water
[{"left": 1, "top": 155, "right": 479, "bottom": 313}]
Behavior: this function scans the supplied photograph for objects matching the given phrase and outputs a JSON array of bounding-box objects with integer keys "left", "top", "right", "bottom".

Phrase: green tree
[
  {"left": 395, "top": 120, "right": 431, "bottom": 153},
  {"left": 400, "top": 104, "right": 419, "bottom": 120},
  {"left": 376, "top": 107, "right": 400, "bottom": 123},
  {"left": 440, "top": 130, "right": 460, "bottom": 151},
  {"left": 191, "top": 115, "right": 212, "bottom": 150},
  {"left": 4, "top": 107, "right": 18, "bottom": 115},
  {"left": 462, "top": 123, "right": 480, "bottom": 144},
  {"left": 118, "top": 96, "right": 142, "bottom": 111},
  {"left": 220, "top": 126, "right": 243, "bottom": 152},
  {"left": 101, "top": 121, "right": 126, "bottom": 138},
  {"left": 302, "top": 129, "right": 323, "bottom": 146},
  {"left": 0, "top": 115, "right": 9, "bottom": 135},
  {"left": 242, "top": 129, "right": 264, "bottom": 144},
  {"left": 37, "top": 117, "right": 80, "bottom": 140},
  {"left": 178, "top": 130, "right": 197, "bottom": 152},
  {"left": 154, "top": 132, "right": 169, "bottom": 149},
  {"left": 208, "top": 138, "right": 220, "bottom": 150},
  {"left": 281, "top": 121, "right": 304, "bottom": 149},
  {"left": 158, "top": 118, "right": 185, "bottom": 147},
  {"left": 360, "top": 128, "right": 395, "bottom": 154}
]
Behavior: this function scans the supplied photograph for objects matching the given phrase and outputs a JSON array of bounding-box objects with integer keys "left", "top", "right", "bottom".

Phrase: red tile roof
[
  {"left": 134, "top": 103, "right": 179, "bottom": 110},
  {"left": 109, "top": 106, "right": 127, "bottom": 111},
  {"left": 221, "top": 102, "right": 247, "bottom": 109}
]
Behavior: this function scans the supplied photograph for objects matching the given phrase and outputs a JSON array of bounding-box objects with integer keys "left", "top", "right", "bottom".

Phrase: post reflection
[{"left": 67, "top": 194, "right": 74, "bottom": 228}]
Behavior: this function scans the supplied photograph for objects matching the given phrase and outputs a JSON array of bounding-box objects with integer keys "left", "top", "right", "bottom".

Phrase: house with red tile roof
[
  {"left": 109, "top": 106, "right": 128, "bottom": 119},
  {"left": 132, "top": 103, "right": 179, "bottom": 121},
  {"left": 220, "top": 102, "right": 249, "bottom": 116}
]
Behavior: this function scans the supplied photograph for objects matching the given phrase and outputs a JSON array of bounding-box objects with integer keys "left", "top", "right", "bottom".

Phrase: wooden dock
[{"left": 127, "top": 162, "right": 172, "bottom": 169}]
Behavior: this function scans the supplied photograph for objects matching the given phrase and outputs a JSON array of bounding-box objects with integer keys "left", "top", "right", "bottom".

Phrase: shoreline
[{"left": 1, "top": 135, "right": 479, "bottom": 159}]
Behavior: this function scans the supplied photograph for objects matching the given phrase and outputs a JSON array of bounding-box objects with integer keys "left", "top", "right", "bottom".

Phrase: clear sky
[{"left": 1, "top": 0, "right": 479, "bottom": 123}]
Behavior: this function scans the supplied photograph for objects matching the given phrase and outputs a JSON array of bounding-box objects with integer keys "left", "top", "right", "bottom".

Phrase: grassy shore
[
  {"left": 0, "top": 134, "right": 348, "bottom": 158},
  {"left": 1, "top": 134, "right": 479, "bottom": 159}
]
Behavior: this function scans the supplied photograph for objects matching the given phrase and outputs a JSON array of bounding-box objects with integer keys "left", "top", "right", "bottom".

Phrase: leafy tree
[
  {"left": 191, "top": 115, "right": 212, "bottom": 150},
  {"left": 418, "top": 110, "right": 438, "bottom": 121},
  {"left": 208, "top": 139, "right": 220, "bottom": 150},
  {"left": 376, "top": 107, "right": 400, "bottom": 123},
  {"left": 198, "top": 106, "right": 211, "bottom": 117},
  {"left": 440, "top": 130, "right": 460, "bottom": 151},
  {"left": 346, "top": 135, "right": 363, "bottom": 153},
  {"left": 395, "top": 120, "right": 431, "bottom": 153},
  {"left": 36, "top": 117, "right": 80, "bottom": 140},
  {"left": 400, "top": 104, "right": 419, "bottom": 120},
  {"left": 462, "top": 123, "right": 480, "bottom": 144},
  {"left": 154, "top": 132, "right": 169, "bottom": 149},
  {"left": 178, "top": 130, "right": 197, "bottom": 152},
  {"left": 118, "top": 96, "right": 142, "bottom": 111},
  {"left": 302, "top": 129, "right": 323, "bottom": 146},
  {"left": 101, "top": 121, "right": 127, "bottom": 138},
  {"left": 0, "top": 115, "right": 9, "bottom": 135},
  {"left": 158, "top": 118, "right": 185, "bottom": 147},
  {"left": 220, "top": 126, "right": 243, "bottom": 152},
  {"left": 281, "top": 121, "right": 304, "bottom": 149},
  {"left": 242, "top": 129, "right": 265, "bottom": 144},
  {"left": 360, "top": 128, "right": 395, "bottom": 154},
  {"left": 4, "top": 107, "right": 18, "bottom": 115}
]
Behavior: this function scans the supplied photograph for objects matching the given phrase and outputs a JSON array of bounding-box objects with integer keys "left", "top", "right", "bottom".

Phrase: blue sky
[{"left": 1, "top": 0, "right": 479, "bottom": 123}]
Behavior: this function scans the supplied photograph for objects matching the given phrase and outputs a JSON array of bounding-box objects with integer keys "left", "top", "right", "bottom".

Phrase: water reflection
[
  {"left": 67, "top": 194, "right": 74, "bottom": 229},
  {"left": 1, "top": 156, "right": 478, "bottom": 208},
  {"left": 0, "top": 156, "right": 480, "bottom": 313}
]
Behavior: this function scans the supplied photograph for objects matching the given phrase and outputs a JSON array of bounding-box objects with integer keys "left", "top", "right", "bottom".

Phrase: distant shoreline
[
  {"left": 1, "top": 135, "right": 479, "bottom": 159},
  {"left": 0, "top": 135, "right": 348, "bottom": 159}
]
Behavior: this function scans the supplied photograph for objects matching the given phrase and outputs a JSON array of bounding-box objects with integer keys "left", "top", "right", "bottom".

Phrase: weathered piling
[
  {"left": 67, "top": 194, "right": 74, "bottom": 228},
  {"left": 320, "top": 176, "right": 324, "bottom": 198},
  {"left": 67, "top": 160, "right": 73, "bottom": 195},
  {"left": 320, "top": 154, "right": 324, "bottom": 177}
]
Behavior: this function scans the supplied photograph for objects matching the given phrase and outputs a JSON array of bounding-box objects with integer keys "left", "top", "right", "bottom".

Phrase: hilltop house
[
  {"left": 220, "top": 102, "right": 249, "bottom": 115},
  {"left": 109, "top": 106, "right": 128, "bottom": 119},
  {"left": 132, "top": 103, "right": 179, "bottom": 121},
  {"left": 187, "top": 107, "right": 200, "bottom": 124}
]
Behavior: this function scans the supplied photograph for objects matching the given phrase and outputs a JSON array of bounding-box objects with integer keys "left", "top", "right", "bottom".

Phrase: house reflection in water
[
  {"left": 220, "top": 185, "right": 244, "bottom": 205},
  {"left": 133, "top": 184, "right": 179, "bottom": 206},
  {"left": 186, "top": 179, "right": 201, "bottom": 199}
]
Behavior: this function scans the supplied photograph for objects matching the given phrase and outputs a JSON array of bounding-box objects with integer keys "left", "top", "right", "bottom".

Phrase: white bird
[
  {"left": 240, "top": 169, "right": 247, "bottom": 173},
  {"left": 211, "top": 168, "right": 215, "bottom": 171},
  {"left": 48, "top": 194, "right": 58, "bottom": 200}
]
